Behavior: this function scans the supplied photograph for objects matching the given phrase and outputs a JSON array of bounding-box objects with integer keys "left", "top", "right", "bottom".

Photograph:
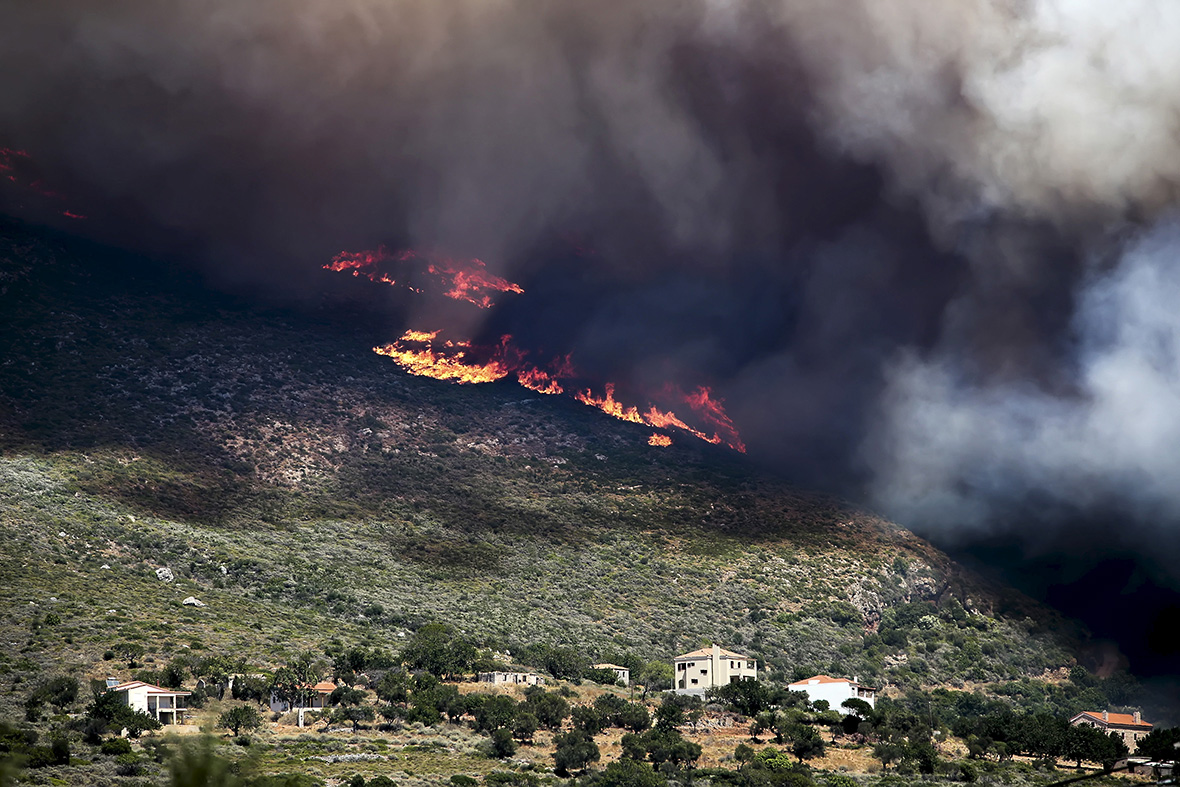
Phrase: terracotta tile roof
[
  {"left": 1072, "top": 711, "right": 1152, "bottom": 729},
  {"left": 788, "top": 674, "right": 877, "bottom": 690},
  {"left": 111, "top": 680, "right": 192, "bottom": 696},
  {"left": 311, "top": 681, "right": 337, "bottom": 693},
  {"left": 674, "top": 646, "right": 750, "bottom": 660},
  {"left": 789, "top": 674, "right": 850, "bottom": 685}
]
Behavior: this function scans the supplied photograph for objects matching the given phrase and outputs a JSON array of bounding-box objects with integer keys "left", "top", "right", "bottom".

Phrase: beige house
[
  {"left": 477, "top": 671, "right": 545, "bottom": 686},
  {"left": 110, "top": 680, "right": 191, "bottom": 724},
  {"left": 269, "top": 681, "right": 336, "bottom": 713},
  {"left": 673, "top": 643, "right": 756, "bottom": 695},
  {"left": 593, "top": 663, "right": 630, "bottom": 686},
  {"left": 1070, "top": 711, "right": 1153, "bottom": 751},
  {"left": 788, "top": 674, "right": 878, "bottom": 709}
]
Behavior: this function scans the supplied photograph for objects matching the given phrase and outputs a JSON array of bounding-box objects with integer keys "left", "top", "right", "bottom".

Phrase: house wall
[
  {"left": 673, "top": 645, "right": 756, "bottom": 695},
  {"left": 792, "top": 680, "right": 876, "bottom": 709}
]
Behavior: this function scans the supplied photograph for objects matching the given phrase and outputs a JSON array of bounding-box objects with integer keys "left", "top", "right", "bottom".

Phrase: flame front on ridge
[{"left": 327, "top": 246, "right": 746, "bottom": 452}]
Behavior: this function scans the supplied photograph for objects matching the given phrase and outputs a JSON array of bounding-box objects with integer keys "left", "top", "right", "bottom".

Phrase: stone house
[
  {"left": 673, "top": 644, "right": 757, "bottom": 695},
  {"left": 1069, "top": 711, "right": 1153, "bottom": 752}
]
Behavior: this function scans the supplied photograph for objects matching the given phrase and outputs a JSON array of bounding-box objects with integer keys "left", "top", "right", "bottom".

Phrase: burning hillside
[{"left": 330, "top": 248, "right": 746, "bottom": 452}]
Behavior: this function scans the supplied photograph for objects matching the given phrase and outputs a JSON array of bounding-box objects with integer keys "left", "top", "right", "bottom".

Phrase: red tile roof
[
  {"left": 1072, "top": 711, "right": 1152, "bottom": 729},
  {"left": 111, "top": 680, "right": 191, "bottom": 696},
  {"left": 674, "top": 647, "right": 750, "bottom": 660},
  {"left": 788, "top": 675, "right": 878, "bottom": 691}
]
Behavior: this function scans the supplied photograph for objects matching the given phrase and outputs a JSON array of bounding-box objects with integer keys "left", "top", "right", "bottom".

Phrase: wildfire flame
[
  {"left": 373, "top": 329, "right": 745, "bottom": 452},
  {"left": 1, "top": 147, "right": 85, "bottom": 219},
  {"left": 325, "top": 245, "right": 745, "bottom": 452},
  {"left": 325, "top": 246, "right": 523, "bottom": 308}
]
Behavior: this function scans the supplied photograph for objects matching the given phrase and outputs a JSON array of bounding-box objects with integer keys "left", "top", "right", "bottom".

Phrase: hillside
[{"left": 0, "top": 219, "right": 1094, "bottom": 703}]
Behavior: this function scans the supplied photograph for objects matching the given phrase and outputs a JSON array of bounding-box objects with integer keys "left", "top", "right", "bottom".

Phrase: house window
[
  {"left": 677, "top": 663, "right": 686, "bottom": 671},
  {"left": 691, "top": 679, "right": 698, "bottom": 685},
  {"left": 747, "top": 661, "right": 755, "bottom": 669},
  {"left": 700, "top": 669, "right": 708, "bottom": 675}
]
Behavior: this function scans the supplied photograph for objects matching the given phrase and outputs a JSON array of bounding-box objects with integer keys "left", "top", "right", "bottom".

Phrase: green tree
[
  {"left": 571, "top": 705, "right": 605, "bottom": 736},
  {"left": 512, "top": 710, "right": 538, "bottom": 742},
  {"left": 373, "top": 669, "right": 410, "bottom": 703},
  {"left": 488, "top": 727, "right": 517, "bottom": 758},
  {"left": 333, "top": 705, "right": 376, "bottom": 732},
  {"left": 543, "top": 647, "right": 588, "bottom": 681},
  {"left": 524, "top": 690, "right": 569, "bottom": 730},
  {"left": 474, "top": 695, "right": 518, "bottom": 733},
  {"left": 618, "top": 702, "right": 651, "bottom": 733},
  {"left": 708, "top": 679, "right": 770, "bottom": 717},
  {"left": 113, "top": 642, "right": 146, "bottom": 668},
  {"left": 641, "top": 728, "right": 702, "bottom": 770},
  {"left": 217, "top": 705, "right": 262, "bottom": 737},
  {"left": 637, "top": 663, "right": 673, "bottom": 696},
  {"left": 553, "top": 730, "right": 599, "bottom": 776},
  {"left": 595, "top": 758, "right": 668, "bottom": 786},
  {"left": 1137, "top": 726, "right": 1180, "bottom": 763},
  {"left": 401, "top": 623, "right": 474, "bottom": 679}
]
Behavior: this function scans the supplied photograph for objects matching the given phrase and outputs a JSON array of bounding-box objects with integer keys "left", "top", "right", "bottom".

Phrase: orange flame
[
  {"left": 373, "top": 330, "right": 514, "bottom": 384},
  {"left": 325, "top": 246, "right": 523, "bottom": 308},
  {"left": 323, "top": 245, "right": 744, "bottom": 453},
  {"left": 372, "top": 330, "right": 747, "bottom": 452},
  {"left": 517, "top": 367, "right": 563, "bottom": 395},
  {"left": 575, "top": 384, "right": 644, "bottom": 424}
]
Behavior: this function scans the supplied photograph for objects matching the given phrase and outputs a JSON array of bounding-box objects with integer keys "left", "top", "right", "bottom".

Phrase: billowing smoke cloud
[
  {"left": 5, "top": 1, "right": 1180, "bottom": 590},
  {"left": 870, "top": 220, "right": 1180, "bottom": 542}
]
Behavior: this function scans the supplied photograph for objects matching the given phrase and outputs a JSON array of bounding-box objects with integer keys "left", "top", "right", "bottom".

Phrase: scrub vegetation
[{"left": 0, "top": 222, "right": 1163, "bottom": 785}]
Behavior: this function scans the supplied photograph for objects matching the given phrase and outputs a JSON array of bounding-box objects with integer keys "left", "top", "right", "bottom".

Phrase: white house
[
  {"left": 1070, "top": 711, "right": 1153, "bottom": 752},
  {"left": 269, "top": 681, "right": 336, "bottom": 713},
  {"left": 477, "top": 671, "right": 545, "bottom": 686},
  {"left": 673, "top": 644, "right": 757, "bottom": 695},
  {"left": 110, "top": 681, "right": 191, "bottom": 724},
  {"left": 593, "top": 663, "right": 630, "bottom": 687},
  {"left": 788, "top": 675, "right": 877, "bottom": 709}
]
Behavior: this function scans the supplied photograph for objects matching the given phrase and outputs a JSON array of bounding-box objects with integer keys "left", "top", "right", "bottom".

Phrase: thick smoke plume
[{"left": 5, "top": 1, "right": 1180, "bottom": 589}]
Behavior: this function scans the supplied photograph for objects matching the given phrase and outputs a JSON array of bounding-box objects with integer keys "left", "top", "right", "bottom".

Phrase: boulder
[
  {"left": 182, "top": 596, "right": 206, "bottom": 607},
  {"left": 155, "top": 567, "right": 175, "bottom": 582}
]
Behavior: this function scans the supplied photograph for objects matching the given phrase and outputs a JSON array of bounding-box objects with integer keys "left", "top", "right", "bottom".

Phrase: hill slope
[{"left": 0, "top": 220, "right": 1086, "bottom": 710}]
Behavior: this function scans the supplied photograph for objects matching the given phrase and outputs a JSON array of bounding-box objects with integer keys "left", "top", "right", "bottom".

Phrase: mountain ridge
[{"left": 0, "top": 220, "right": 1117, "bottom": 719}]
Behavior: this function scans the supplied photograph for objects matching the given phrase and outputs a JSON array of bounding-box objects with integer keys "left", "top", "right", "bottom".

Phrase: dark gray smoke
[{"left": 5, "top": 1, "right": 1180, "bottom": 596}]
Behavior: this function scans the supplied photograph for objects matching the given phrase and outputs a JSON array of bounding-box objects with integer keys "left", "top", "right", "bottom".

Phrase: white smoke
[
  {"left": 870, "top": 219, "right": 1180, "bottom": 549},
  {"left": 773, "top": 0, "right": 1180, "bottom": 232}
]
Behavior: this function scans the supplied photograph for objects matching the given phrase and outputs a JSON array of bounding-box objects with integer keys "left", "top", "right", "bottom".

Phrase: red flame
[
  {"left": 1, "top": 147, "right": 86, "bottom": 218},
  {"left": 325, "top": 246, "right": 523, "bottom": 308},
  {"left": 372, "top": 329, "right": 745, "bottom": 452},
  {"left": 324, "top": 245, "right": 745, "bottom": 453}
]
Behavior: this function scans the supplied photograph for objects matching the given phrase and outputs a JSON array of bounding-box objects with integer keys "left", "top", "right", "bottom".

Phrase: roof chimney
[
  {"left": 1134, "top": 711, "right": 1141, "bottom": 724},
  {"left": 712, "top": 643, "right": 721, "bottom": 662},
  {"left": 1102, "top": 710, "right": 1109, "bottom": 722}
]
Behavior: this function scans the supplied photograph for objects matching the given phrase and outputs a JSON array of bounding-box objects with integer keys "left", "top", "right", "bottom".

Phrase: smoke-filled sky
[{"left": 4, "top": 1, "right": 1180, "bottom": 668}]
